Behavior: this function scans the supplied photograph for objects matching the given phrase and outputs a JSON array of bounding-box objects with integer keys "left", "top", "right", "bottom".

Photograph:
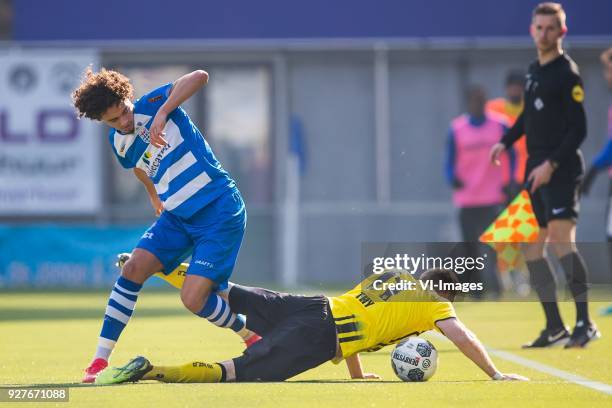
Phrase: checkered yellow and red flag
[{"left": 479, "top": 190, "right": 539, "bottom": 271}]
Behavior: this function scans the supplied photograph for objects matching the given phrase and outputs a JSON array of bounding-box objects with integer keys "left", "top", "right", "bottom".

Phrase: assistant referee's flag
[{"left": 479, "top": 190, "right": 539, "bottom": 271}]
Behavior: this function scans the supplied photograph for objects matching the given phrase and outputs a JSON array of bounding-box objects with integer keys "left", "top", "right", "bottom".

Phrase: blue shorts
[{"left": 136, "top": 189, "right": 246, "bottom": 290}]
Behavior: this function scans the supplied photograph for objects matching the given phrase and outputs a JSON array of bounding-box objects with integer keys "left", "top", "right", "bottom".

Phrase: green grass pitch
[{"left": 1, "top": 290, "right": 611, "bottom": 407}]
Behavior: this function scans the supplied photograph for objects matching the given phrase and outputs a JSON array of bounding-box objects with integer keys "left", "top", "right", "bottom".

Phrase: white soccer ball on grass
[{"left": 391, "top": 337, "right": 438, "bottom": 382}]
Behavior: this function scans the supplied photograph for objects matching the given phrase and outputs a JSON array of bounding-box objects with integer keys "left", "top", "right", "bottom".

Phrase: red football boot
[
  {"left": 82, "top": 358, "right": 108, "bottom": 383},
  {"left": 244, "top": 333, "right": 262, "bottom": 348}
]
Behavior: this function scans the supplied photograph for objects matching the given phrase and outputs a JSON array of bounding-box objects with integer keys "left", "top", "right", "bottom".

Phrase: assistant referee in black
[{"left": 490, "top": 2, "right": 600, "bottom": 348}]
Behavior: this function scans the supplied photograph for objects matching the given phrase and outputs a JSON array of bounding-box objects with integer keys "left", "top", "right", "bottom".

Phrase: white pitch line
[
  {"left": 427, "top": 331, "right": 612, "bottom": 396},
  {"left": 488, "top": 348, "right": 612, "bottom": 396}
]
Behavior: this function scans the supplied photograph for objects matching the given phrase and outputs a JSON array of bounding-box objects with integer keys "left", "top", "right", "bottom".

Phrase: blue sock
[
  {"left": 197, "top": 294, "right": 246, "bottom": 333},
  {"left": 94, "top": 276, "right": 142, "bottom": 361}
]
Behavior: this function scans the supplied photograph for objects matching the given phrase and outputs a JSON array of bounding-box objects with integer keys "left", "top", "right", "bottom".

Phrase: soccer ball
[{"left": 391, "top": 337, "right": 438, "bottom": 382}]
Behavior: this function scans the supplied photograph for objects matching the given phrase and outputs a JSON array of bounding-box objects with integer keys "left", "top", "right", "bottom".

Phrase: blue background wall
[{"left": 14, "top": 0, "right": 612, "bottom": 41}]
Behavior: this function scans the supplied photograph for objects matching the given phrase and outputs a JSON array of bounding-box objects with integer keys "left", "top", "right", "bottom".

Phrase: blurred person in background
[
  {"left": 490, "top": 3, "right": 600, "bottom": 347},
  {"left": 580, "top": 47, "right": 612, "bottom": 316},
  {"left": 446, "top": 85, "right": 514, "bottom": 298},
  {"left": 0, "top": 0, "right": 11, "bottom": 40},
  {"left": 487, "top": 70, "right": 527, "bottom": 190},
  {"left": 487, "top": 70, "right": 531, "bottom": 296}
]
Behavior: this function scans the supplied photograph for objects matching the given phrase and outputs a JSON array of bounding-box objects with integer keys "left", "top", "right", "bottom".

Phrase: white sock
[{"left": 93, "top": 338, "right": 116, "bottom": 361}]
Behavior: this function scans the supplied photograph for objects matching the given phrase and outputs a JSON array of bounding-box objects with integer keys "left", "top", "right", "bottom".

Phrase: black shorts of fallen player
[{"left": 228, "top": 285, "right": 338, "bottom": 382}]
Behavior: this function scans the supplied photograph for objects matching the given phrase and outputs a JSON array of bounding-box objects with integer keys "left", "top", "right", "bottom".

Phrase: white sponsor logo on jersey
[{"left": 534, "top": 98, "right": 544, "bottom": 111}]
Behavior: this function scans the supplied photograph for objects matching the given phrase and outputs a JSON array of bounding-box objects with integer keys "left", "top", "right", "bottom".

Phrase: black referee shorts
[
  {"left": 228, "top": 285, "right": 338, "bottom": 382},
  {"left": 525, "top": 153, "right": 584, "bottom": 227}
]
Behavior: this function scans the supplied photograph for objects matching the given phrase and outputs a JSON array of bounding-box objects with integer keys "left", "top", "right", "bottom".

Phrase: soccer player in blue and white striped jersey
[{"left": 73, "top": 68, "right": 260, "bottom": 383}]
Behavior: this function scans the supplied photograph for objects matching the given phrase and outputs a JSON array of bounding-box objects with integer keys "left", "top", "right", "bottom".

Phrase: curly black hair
[{"left": 72, "top": 67, "right": 134, "bottom": 120}]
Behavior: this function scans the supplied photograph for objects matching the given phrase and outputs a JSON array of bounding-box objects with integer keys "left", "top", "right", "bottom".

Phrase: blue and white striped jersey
[{"left": 108, "top": 83, "right": 235, "bottom": 219}]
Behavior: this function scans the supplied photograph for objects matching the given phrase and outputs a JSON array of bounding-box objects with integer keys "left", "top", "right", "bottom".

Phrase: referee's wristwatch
[{"left": 547, "top": 160, "right": 559, "bottom": 171}]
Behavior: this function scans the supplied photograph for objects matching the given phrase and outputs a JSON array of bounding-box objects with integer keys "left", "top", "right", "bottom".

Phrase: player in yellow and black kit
[
  {"left": 96, "top": 269, "right": 527, "bottom": 384},
  {"left": 328, "top": 270, "right": 456, "bottom": 360}
]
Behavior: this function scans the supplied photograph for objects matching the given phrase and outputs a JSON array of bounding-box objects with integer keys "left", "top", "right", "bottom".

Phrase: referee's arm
[
  {"left": 548, "top": 74, "right": 587, "bottom": 165},
  {"left": 490, "top": 113, "right": 524, "bottom": 165},
  {"left": 500, "top": 111, "right": 525, "bottom": 149}
]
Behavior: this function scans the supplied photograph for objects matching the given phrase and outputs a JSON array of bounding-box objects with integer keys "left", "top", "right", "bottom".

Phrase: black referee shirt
[{"left": 501, "top": 53, "right": 587, "bottom": 164}]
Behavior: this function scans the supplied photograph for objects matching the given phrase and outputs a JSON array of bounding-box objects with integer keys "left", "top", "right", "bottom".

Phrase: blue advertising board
[{"left": 0, "top": 225, "right": 159, "bottom": 288}]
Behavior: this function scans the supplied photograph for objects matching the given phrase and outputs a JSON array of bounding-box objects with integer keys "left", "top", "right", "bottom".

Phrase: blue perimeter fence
[{"left": 0, "top": 225, "right": 165, "bottom": 288}]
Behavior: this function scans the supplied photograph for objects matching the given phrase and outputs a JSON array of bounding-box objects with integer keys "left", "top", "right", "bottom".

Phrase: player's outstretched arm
[
  {"left": 436, "top": 318, "right": 529, "bottom": 381},
  {"left": 133, "top": 168, "right": 164, "bottom": 216},
  {"left": 345, "top": 354, "right": 381, "bottom": 380},
  {"left": 149, "top": 70, "right": 209, "bottom": 147}
]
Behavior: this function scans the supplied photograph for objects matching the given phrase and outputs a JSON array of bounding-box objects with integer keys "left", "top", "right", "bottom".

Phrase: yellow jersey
[{"left": 328, "top": 271, "right": 456, "bottom": 360}]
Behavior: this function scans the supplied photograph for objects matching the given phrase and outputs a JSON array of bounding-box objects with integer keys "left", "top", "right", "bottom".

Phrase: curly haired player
[{"left": 73, "top": 68, "right": 260, "bottom": 383}]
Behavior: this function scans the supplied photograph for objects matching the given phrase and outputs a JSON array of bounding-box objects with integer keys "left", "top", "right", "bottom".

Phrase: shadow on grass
[
  {"left": 0, "top": 308, "right": 188, "bottom": 322},
  {"left": 0, "top": 382, "right": 154, "bottom": 389},
  {"left": 288, "top": 379, "right": 491, "bottom": 384},
  {"left": 2, "top": 379, "right": 493, "bottom": 388}
]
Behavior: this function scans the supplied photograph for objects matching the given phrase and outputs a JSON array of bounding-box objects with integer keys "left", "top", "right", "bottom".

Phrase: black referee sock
[
  {"left": 526, "top": 258, "right": 564, "bottom": 330},
  {"left": 559, "top": 252, "right": 590, "bottom": 324}
]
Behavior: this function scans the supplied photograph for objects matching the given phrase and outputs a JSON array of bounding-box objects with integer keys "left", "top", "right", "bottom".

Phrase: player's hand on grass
[
  {"left": 353, "top": 373, "right": 381, "bottom": 380},
  {"left": 149, "top": 109, "right": 169, "bottom": 147},
  {"left": 496, "top": 373, "right": 530, "bottom": 381},
  {"left": 489, "top": 143, "right": 506, "bottom": 166},
  {"left": 527, "top": 161, "right": 554, "bottom": 193},
  {"left": 363, "top": 373, "right": 381, "bottom": 380}
]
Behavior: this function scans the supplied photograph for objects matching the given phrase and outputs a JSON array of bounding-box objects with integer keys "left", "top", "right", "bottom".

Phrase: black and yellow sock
[{"left": 142, "top": 361, "right": 225, "bottom": 383}]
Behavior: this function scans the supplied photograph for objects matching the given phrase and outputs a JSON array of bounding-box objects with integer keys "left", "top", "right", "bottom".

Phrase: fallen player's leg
[
  {"left": 97, "top": 284, "right": 338, "bottom": 384},
  {"left": 96, "top": 356, "right": 230, "bottom": 384}
]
